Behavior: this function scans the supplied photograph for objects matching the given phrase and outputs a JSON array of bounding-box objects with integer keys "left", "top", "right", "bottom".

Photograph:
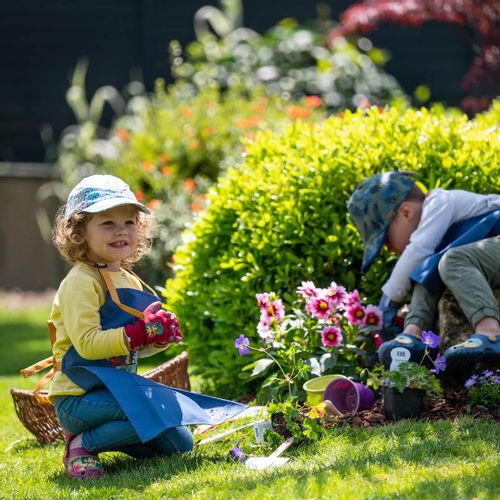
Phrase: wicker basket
[{"left": 10, "top": 351, "right": 190, "bottom": 445}]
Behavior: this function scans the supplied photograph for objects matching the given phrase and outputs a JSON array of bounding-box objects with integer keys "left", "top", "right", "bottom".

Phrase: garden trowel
[{"left": 245, "top": 436, "right": 294, "bottom": 470}]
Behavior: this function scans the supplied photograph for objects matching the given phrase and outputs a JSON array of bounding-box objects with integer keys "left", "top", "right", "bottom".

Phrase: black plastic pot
[{"left": 383, "top": 387, "right": 425, "bottom": 420}]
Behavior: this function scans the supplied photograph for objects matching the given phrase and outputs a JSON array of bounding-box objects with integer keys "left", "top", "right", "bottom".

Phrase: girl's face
[{"left": 84, "top": 205, "right": 139, "bottom": 271}]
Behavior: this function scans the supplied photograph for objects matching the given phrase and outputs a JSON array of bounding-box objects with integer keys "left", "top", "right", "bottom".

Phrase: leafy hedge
[{"left": 164, "top": 101, "right": 500, "bottom": 398}]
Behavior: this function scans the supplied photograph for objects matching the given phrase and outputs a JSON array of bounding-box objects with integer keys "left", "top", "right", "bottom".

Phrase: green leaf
[{"left": 251, "top": 358, "right": 275, "bottom": 377}]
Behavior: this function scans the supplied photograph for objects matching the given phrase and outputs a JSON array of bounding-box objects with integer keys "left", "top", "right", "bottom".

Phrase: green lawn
[{"left": 1, "top": 305, "right": 499, "bottom": 498}]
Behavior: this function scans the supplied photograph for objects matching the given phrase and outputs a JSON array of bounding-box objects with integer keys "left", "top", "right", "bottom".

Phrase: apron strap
[
  {"left": 95, "top": 265, "right": 147, "bottom": 320},
  {"left": 122, "top": 266, "right": 159, "bottom": 298}
]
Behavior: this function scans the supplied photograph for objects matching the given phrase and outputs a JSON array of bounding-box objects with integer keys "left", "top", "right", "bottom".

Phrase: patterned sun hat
[
  {"left": 347, "top": 172, "right": 415, "bottom": 272},
  {"left": 64, "top": 175, "right": 150, "bottom": 217}
]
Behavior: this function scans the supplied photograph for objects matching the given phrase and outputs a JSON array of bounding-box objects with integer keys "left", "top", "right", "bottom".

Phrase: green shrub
[{"left": 164, "top": 101, "right": 500, "bottom": 398}]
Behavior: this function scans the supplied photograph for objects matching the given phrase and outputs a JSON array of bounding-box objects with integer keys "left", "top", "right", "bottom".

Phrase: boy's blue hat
[
  {"left": 347, "top": 172, "right": 415, "bottom": 272},
  {"left": 64, "top": 175, "right": 150, "bottom": 217}
]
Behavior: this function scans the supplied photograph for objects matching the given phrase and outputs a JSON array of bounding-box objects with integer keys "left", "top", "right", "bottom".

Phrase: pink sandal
[{"left": 63, "top": 433, "right": 103, "bottom": 479}]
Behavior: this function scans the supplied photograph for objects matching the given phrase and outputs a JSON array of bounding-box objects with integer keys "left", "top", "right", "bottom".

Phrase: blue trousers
[{"left": 54, "top": 389, "right": 194, "bottom": 458}]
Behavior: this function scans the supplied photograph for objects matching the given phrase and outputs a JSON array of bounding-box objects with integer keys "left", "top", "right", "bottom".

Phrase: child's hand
[{"left": 378, "top": 294, "right": 403, "bottom": 340}]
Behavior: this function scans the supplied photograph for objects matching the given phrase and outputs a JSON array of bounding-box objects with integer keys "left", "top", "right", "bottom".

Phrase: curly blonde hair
[{"left": 52, "top": 205, "right": 156, "bottom": 266}]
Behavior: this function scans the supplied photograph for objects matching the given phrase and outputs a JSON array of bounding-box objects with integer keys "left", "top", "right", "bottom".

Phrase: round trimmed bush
[{"left": 164, "top": 101, "right": 500, "bottom": 398}]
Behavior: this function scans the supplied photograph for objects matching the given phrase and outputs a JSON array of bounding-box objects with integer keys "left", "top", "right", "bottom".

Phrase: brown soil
[
  {"left": 323, "top": 389, "right": 500, "bottom": 429},
  {"left": 271, "top": 389, "right": 499, "bottom": 437}
]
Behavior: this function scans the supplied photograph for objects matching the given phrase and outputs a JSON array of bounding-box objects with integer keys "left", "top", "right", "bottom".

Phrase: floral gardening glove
[
  {"left": 125, "top": 302, "right": 182, "bottom": 349},
  {"left": 143, "top": 301, "right": 182, "bottom": 346}
]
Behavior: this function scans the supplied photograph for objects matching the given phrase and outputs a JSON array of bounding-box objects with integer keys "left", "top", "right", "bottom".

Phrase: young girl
[{"left": 49, "top": 175, "right": 245, "bottom": 479}]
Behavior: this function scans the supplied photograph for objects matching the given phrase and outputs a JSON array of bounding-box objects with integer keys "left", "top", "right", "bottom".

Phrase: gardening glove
[
  {"left": 124, "top": 302, "right": 182, "bottom": 349},
  {"left": 124, "top": 318, "right": 147, "bottom": 349},
  {"left": 143, "top": 301, "right": 183, "bottom": 346},
  {"left": 378, "top": 293, "right": 403, "bottom": 341}
]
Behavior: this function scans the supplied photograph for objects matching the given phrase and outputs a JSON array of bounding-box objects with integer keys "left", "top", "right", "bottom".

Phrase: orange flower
[
  {"left": 253, "top": 103, "right": 266, "bottom": 114},
  {"left": 135, "top": 191, "right": 145, "bottom": 202},
  {"left": 189, "top": 139, "right": 201, "bottom": 150},
  {"left": 183, "top": 178, "right": 197, "bottom": 193},
  {"left": 237, "top": 115, "right": 261, "bottom": 129},
  {"left": 203, "top": 127, "right": 215, "bottom": 136},
  {"left": 191, "top": 194, "right": 206, "bottom": 212},
  {"left": 161, "top": 166, "right": 172, "bottom": 176},
  {"left": 180, "top": 107, "right": 192, "bottom": 117},
  {"left": 142, "top": 161, "right": 154, "bottom": 172},
  {"left": 287, "top": 106, "right": 311, "bottom": 120},
  {"left": 116, "top": 128, "right": 129, "bottom": 142},
  {"left": 147, "top": 198, "right": 162, "bottom": 212},
  {"left": 159, "top": 154, "right": 170, "bottom": 164},
  {"left": 304, "top": 95, "right": 322, "bottom": 108}
]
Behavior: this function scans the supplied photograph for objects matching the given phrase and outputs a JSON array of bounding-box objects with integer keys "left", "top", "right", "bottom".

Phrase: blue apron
[
  {"left": 410, "top": 209, "right": 500, "bottom": 296},
  {"left": 62, "top": 283, "right": 246, "bottom": 443}
]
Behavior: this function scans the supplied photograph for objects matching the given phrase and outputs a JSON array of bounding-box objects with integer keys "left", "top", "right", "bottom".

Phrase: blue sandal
[
  {"left": 444, "top": 333, "right": 500, "bottom": 369},
  {"left": 378, "top": 334, "right": 437, "bottom": 370}
]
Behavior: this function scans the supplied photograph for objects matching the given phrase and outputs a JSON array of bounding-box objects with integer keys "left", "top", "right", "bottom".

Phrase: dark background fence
[
  {"left": 1, "top": 0, "right": 475, "bottom": 163},
  {"left": 0, "top": 1, "right": 477, "bottom": 290}
]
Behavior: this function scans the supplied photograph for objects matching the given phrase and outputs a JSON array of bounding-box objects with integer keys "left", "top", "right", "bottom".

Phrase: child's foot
[
  {"left": 378, "top": 334, "right": 437, "bottom": 370},
  {"left": 63, "top": 433, "right": 103, "bottom": 479},
  {"left": 444, "top": 333, "right": 500, "bottom": 370}
]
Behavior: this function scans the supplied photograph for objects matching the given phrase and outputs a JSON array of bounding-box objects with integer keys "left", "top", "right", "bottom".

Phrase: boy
[{"left": 347, "top": 171, "right": 500, "bottom": 371}]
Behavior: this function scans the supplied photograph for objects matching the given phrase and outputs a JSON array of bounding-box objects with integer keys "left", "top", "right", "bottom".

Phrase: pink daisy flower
[
  {"left": 326, "top": 282, "right": 347, "bottom": 308},
  {"left": 362, "top": 304, "right": 382, "bottom": 329},
  {"left": 344, "top": 289, "right": 361, "bottom": 307},
  {"left": 259, "top": 298, "right": 285, "bottom": 326},
  {"left": 345, "top": 303, "right": 366, "bottom": 326},
  {"left": 297, "top": 281, "right": 318, "bottom": 299},
  {"left": 321, "top": 326, "right": 343, "bottom": 348},
  {"left": 256, "top": 293, "right": 271, "bottom": 310},
  {"left": 306, "top": 294, "right": 334, "bottom": 320}
]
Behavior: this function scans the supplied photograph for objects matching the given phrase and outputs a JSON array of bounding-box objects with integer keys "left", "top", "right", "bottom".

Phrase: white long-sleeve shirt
[{"left": 382, "top": 188, "right": 500, "bottom": 302}]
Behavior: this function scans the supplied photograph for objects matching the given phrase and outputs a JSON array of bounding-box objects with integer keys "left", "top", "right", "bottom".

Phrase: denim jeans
[
  {"left": 54, "top": 389, "right": 194, "bottom": 458},
  {"left": 404, "top": 236, "right": 500, "bottom": 332}
]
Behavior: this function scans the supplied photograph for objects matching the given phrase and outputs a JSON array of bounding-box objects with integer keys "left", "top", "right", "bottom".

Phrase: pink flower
[
  {"left": 258, "top": 298, "right": 285, "bottom": 327},
  {"left": 345, "top": 303, "right": 366, "bottom": 326},
  {"left": 306, "top": 294, "right": 334, "bottom": 320},
  {"left": 321, "top": 326, "right": 343, "bottom": 347},
  {"left": 256, "top": 293, "right": 271, "bottom": 310},
  {"left": 297, "top": 281, "right": 318, "bottom": 299},
  {"left": 257, "top": 321, "right": 275, "bottom": 343},
  {"left": 362, "top": 305, "right": 382, "bottom": 329},
  {"left": 344, "top": 289, "right": 361, "bottom": 307},
  {"left": 325, "top": 282, "right": 347, "bottom": 308}
]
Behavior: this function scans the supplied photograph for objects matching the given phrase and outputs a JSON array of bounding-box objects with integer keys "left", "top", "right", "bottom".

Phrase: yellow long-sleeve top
[{"left": 48, "top": 262, "right": 165, "bottom": 401}]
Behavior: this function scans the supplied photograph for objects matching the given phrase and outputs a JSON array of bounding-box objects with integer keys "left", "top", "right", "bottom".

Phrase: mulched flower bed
[
  {"left": 271, "top": 389, "right": 499, "bottom": 437},
  {"left": 322, "top": 389, "right": 500, "bottom": 429}
]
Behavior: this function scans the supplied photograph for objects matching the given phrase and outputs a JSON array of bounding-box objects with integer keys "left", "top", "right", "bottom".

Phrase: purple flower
[
  {"left": 229, "top": 441, "right": 246, "bottom": 462},
  {"left": 464, "top": 375, "right": 478, "bottom": 388},
  {"left": 431, "top": 353, "right": 446, "bottom": 374},
  {"left": 421, "top": 330, "right": 441, "bottom": 349},
  {"left": 234, "top": 335, "right": 250, "bottom": 356}
]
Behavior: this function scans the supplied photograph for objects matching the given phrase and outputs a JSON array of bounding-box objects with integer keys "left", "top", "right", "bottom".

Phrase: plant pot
[
  {"left": 323, "top": 378, "right": 375, "bottom": 414},
  {"left": 383, "top": 387, "right": 425, "bottom": 420},
  {"left": 303, "top": 374, "right": 346, "bottom": 406}
]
